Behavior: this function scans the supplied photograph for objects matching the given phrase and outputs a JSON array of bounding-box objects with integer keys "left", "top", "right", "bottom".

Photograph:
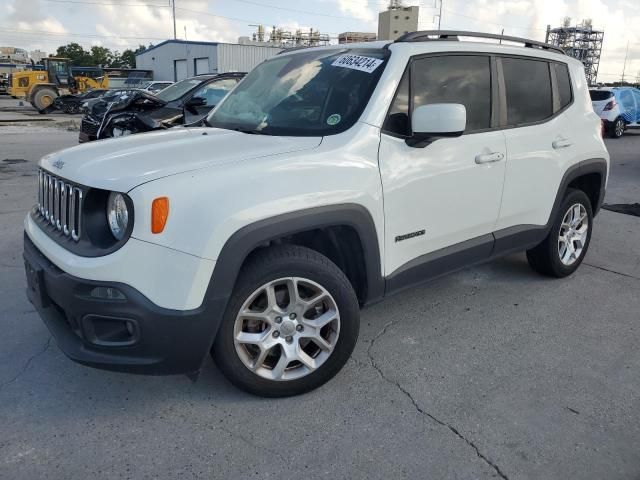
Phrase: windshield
[
  {"left": 156, "top": 78, "right": 205, "bottom": 102},
  {"left": 589, "top": 90, "right": 613, "bottom": 101},
  {"left": 207, "top": 48, "right": 389, "bottom": 136}
]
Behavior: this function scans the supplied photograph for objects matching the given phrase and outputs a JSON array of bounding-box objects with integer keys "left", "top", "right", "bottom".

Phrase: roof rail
[{"left": 395, "top": 30, "right": 565, "bottom": 55}]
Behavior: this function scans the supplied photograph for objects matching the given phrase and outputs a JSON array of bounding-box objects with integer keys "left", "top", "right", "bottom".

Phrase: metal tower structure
[{"left": 545, "top": 20, "right": 604, "bottom": 85}]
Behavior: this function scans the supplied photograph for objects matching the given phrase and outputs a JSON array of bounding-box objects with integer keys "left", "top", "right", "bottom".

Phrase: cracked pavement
[{"left": 1, "top": 114, "right": 639, "bottom": 479}]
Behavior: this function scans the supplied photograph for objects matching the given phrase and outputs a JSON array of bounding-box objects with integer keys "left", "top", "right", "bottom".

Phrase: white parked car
[
  {"left": 590, "top": 87, "right": 640, "bottom": 138},
  {"left": 142, "top": 81, "right": 174, "bottom": 94},
  {"left": 24, "top": 31, "right": 609, "bottom": 397}
]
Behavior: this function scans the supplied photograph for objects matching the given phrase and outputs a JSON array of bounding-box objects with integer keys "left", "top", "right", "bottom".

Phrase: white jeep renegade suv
[{"left": 24, "top": 31, "right": 609, "bottom": 397}]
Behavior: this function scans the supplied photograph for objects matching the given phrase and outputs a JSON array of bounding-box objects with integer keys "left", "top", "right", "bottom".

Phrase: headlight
[{"left": 106, "top": 192, "right": 129, "bottom": 240}]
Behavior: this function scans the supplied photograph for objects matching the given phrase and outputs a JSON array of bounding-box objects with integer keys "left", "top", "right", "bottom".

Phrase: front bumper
[{"left": 23, "top": 234, "right": 226, "bottom": 375}]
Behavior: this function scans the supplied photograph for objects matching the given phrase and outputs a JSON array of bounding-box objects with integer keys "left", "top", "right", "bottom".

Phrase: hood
[
  {"left": 89, "top": 90, "right": 166, "bottom": 118},
  {"left": 40, "top": 127, "right": 322, "bottom": 192}
]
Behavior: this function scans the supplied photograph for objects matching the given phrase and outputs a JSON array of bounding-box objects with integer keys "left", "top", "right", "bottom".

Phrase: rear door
[
  {"left": 619, "top": 89, "right": 638, "bottom": 125},
  {"left": 379, "top": 54, "right": 506, "bottom": 278},
  {"left": 496, "top": 57, "right": 575, "bottom": 232}
]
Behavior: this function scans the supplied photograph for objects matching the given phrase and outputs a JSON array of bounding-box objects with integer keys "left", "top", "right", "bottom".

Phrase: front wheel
[
  {"left": 212, "top": 245, "right": 360, "bottom": 397},
  {"left": 527, "top": 188, "right": 593, "bottom": 277}
]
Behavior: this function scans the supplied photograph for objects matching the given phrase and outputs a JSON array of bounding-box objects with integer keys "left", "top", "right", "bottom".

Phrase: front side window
[
  {"left": 156, "top": 77, "right": 204, "bottom": 102},
  {"left": 554, "top": 63, "right": 572, "bottom": 109},
  {"left": 384, "top": 55, "right": 491, "bottom": 136},
  {"left": 191, "top": 78, "right": 238, "bottom": 107},
  {"left": 502, "top": 57, "right": 552, "bottom": 125},
  {"left": 207, "top": 48, "right": 389, "bottom": 136},
  {"left": 412, "top": 55, "right": 491, "bottom": 132},
  {"left": 619, "top": 90, "right": 635, "bottom": 111}
]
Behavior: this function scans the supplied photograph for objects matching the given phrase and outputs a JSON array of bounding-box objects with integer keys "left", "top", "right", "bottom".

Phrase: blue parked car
[{"left": 590, "top": 87, "right": 640, "bottom": 138}]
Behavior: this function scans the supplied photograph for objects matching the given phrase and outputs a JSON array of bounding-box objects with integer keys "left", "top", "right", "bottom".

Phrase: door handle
[
  {"left": 552, "top": 139, "right": 572, "bottom": 149},
  {"left": 475, "top": 152, "right": 504, "bottom": 164}
]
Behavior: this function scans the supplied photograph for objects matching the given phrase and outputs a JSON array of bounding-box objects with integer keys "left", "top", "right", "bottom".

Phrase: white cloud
[{"left": 335, "top": 0, "right": 376, "bottom": 27}]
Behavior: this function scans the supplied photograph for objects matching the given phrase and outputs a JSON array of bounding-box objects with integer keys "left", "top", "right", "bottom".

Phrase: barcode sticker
[{"left": 331, "top": 55, "right": 383, "bottom": 73}]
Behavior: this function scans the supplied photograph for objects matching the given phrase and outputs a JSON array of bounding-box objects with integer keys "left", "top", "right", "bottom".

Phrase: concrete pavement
[{"left": 1, "top": 118, "right": 639, "bottom": 479}]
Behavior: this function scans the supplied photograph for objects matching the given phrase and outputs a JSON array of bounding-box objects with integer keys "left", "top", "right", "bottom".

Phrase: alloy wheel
[
  {"left": 558, "top": 203, "right": 589, "bottom": 266},
  {"left": 233, "top": 277, "right": 340, "bottom": 381},
  {"left": 615, "top": 119, "right": 624, "bottom": 137}
]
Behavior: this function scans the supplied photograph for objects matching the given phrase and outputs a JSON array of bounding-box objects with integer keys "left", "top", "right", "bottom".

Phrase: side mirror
[
  {"left": 406, "top": 103, "right": 466, "bottom": 147},
  {"left": 186, "top": 96, "right": 206, "bottom": 107}
]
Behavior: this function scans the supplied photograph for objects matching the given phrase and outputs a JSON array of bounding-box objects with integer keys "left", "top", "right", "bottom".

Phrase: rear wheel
[
  {"left": 32, "top": 87, "right": 57, "bottom": 111},
  {"left": 212, "top": 245, "right": 360, "bottom": 397},
  {"left": 610, "top": 117, "right": 625, "bottom": 138},
  {"left": 526, "top": 189, "right": 593, "bottom": 277}
]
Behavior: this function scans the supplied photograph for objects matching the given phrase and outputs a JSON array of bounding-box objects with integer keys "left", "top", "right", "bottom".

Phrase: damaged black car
[
  {"left": 53, "top": 88, "right": 110, "bottom": 114},
  {"left": 79, "top": 72, "right": 245, "bottom": 142}
]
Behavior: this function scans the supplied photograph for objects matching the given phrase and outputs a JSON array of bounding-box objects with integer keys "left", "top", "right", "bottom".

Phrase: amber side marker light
[{"left": 151, "top": 197, "right": 169, "bottom": 234}]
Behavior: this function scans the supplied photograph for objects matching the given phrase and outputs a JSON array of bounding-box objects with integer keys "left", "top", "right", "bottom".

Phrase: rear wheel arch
[{"left": 552, "top": 159, "right": 607, "bottom": 221}]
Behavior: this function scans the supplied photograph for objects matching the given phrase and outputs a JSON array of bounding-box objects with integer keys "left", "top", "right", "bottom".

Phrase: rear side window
[
  {"left": 589, "top": 90, "right": 613, "bottom": 101},
  {"left": 412, "top": 55, "right": 492, "bottom": 132},
  {"left": 554, "top": 63, "right": 572, "bottom": 109},
  {"left": 502, "top": 57, "right": 552, "bottom": 126}
]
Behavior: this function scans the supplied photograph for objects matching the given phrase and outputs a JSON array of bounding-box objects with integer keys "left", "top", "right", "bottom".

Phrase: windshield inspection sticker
[
  {"left": 326, "top": 114, "right": 341, "bottom": 126},
  {"left": 331, "top": 55, "right": 383, "bottom": 73}
]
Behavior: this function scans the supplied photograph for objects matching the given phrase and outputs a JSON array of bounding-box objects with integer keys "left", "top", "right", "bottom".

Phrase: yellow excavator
[{"left": 8, "top": 57, "right": 109, "bottom": 111}]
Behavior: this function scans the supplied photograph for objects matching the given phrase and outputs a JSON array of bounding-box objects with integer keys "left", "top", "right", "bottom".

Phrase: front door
[{"left": 379, "top": 54, "right": 506, "bottom": 279}]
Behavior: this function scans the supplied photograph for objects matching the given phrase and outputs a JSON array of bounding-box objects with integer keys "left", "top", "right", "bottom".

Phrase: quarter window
[
  {"left": 382, "top": 68, "right": 410, "bottom": 136},
  {"left": 412, "top": 55, "right": 492, "bottom": 132},
  {"left": 554, "top": 63, "right": 572, "bottom": 109},
  {"left": 502, "top": 57, "right": 552, "bottom": 125}
]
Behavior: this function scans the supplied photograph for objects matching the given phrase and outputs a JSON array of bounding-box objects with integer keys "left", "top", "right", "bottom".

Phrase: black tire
[
  {"left": 212, "top": 245, "right": 360, "bottom": 397},
  {"left": 609, "top": 118, "right": 625, "bottom": 138},
  {"left": 32, "top": 87, "right": 58, "bottom": 111},
  {"left": 526, "top": 188, "right": 593, "bottom": 277}
]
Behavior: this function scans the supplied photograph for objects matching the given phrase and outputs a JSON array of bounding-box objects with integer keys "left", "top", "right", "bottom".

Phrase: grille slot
[
  {"left": 36, "top": 169, "right": 83, "bottom": 242},
  {"left": 81, "top": 117, "right": 100, "bottom": 138}
]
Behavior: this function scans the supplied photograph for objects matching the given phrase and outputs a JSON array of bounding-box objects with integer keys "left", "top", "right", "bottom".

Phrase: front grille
[
  {"left": 81, "top": 117, "right": 99, "bottom": 137},
  {"left": 36, "top": 169, "right": 83, "bottom": 242}
]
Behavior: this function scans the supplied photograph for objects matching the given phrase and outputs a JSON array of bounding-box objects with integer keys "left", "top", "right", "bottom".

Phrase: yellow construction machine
[{"left": 8, "top": 57, "right": 109, "bottom": 111}]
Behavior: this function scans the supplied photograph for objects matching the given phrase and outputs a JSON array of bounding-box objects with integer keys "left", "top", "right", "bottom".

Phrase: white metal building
[{"left": 135, "top": 40, "right": 284, "bottom": 81}]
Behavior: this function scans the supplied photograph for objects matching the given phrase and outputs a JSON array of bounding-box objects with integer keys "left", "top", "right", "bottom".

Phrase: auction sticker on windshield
[{"left": 331, "top": 55, "right": 383, "bottom": 73}]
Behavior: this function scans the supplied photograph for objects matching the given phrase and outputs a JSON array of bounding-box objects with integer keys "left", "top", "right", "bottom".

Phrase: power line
[
  {"left": 0, "top": 27, "right": 166, "bottom": 41},
  {"left": 40, "top": 0, "right": 170, "bottom": 6},
  {"left": 226, "top": 0, "right": 372, "bottom": 21}
]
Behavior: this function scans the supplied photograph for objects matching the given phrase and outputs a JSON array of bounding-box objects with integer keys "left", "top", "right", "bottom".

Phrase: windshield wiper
[{"left": 232, "top": 127, "right": 268, "bottom": 135}]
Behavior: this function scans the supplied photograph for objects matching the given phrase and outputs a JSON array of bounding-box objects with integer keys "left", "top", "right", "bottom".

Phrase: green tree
[
  {"left": 119, "top": 45, "right": 147, "bottom": 68},
  {"left": 55, "top": 43, "right": 91, "bottom": 65},
  {"left": 119, "top": 49, "right": 136, "bottom": 68},
  {"left": 89, "top": 45, "right": 112, "bottom": 66}
]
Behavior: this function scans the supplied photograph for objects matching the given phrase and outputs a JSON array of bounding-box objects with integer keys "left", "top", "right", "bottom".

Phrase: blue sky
[{"left": 1, "top": 0, "right": 638, "bottom": 82}]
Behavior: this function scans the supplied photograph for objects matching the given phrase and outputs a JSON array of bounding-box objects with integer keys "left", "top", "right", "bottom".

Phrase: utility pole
[
  {"left": 621, "top": 41, "right": 629, "bottom": 84},
  {"left": 438, "top": 0, "right": 443, "bottom": 30},
  {"left": 172, "top": 0, "right": 177, "bottom": 40}
]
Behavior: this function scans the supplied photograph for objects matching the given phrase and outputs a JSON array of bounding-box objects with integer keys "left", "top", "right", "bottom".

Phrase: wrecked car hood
[
  {"left": 89, "top": 90, "right": 166, "bottom": 118},
  {"left": 40, "top": 127, "right": 322, "bottom": 192}
]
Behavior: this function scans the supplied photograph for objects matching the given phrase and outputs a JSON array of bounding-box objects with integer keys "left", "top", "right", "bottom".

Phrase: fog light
[{"left": 90, "top": 286, "right": 126, "bottom": 300}]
